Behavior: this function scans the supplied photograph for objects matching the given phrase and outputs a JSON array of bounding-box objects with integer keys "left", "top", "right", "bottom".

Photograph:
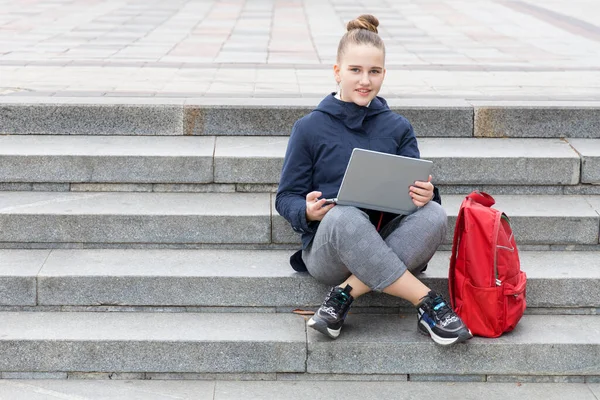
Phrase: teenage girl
[{"left": 276, "top": 14, "right": 471, "bottom": 346}]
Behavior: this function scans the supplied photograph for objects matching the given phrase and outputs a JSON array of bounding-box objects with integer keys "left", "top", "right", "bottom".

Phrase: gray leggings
[{"left": 302, "top": 202, "right": 447, "bottom": 291}]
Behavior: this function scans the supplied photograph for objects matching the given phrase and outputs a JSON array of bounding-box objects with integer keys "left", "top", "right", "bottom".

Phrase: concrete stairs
[{"left": 0, "top": 99, "right": 599, "bottom": 381}]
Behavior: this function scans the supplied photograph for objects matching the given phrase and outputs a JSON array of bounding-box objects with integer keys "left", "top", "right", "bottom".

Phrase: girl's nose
[{"left": 360, "top": 72, "right": 370, "bottom": 85}]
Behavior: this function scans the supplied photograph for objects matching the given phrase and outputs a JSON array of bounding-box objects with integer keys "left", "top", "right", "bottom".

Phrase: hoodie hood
[{"left": 314, "top": 93, "right": 391, "bottom": 132}]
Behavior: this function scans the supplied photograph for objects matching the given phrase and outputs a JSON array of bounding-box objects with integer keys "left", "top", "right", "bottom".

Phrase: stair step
[
  {"left": 307, "top": 314, "right": 600, "bottom": 375},
  {"left": 1, "top": 136, "right": 595, "bottom": 185},
  {"left": 0, "top": 249, "right": 590, "bottom": 309},
  {"left": 0, "top": 311, "right": 597, "bottom": 376},
  {"left": 0, "top": 99, "right": 473, "bottom": 137},
  {"left": 0, "top": 312, "right": 306, "bottom": 373},
  {"left": 0, "top": 135, "right": 215, "bottom": 183},
  {"left": 2, "top": 99, "right": 600, "bottom": 138},
  {"left": 569, "top": 138, "right": 600, "bottom": 183},
  {"left": 0, "top": 192, "right": 598, "bottom": 246},
  {"left": 274, "top": 194, "right": 600, "bottom": 246},
  {"left": 215, "top": 136, "right": 587, "bottom": 185},
  {"left": 0, "top": 191, "right": 271, "bottom": 245}
]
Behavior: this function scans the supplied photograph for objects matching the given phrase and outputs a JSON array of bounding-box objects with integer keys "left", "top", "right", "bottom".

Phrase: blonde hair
[{"left": 337, "top": 14, "right": 385, "bottom": 63}]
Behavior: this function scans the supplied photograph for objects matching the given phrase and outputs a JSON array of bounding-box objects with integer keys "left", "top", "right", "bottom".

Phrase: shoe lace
[
  {"left": 323, "top": 289, "right": 350, "bottom": 311},
  {"left": 430, "top": 295, "right": 458, "bottom": 326}
]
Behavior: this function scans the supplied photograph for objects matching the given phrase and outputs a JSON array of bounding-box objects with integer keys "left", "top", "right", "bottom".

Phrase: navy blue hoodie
[{"left": 276, "top": 93, "right": 421, "bottom": 250}]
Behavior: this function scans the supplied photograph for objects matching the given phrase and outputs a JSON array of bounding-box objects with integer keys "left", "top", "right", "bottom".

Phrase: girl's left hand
[{"left": 410, "top": 175, "right": 434, "bottom": 207}]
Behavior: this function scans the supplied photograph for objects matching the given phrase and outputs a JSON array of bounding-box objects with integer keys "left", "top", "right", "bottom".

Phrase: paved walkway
[
  {"left": 0, "top": 380, "right": 598, "bottom": 400},
  {"left": 1, "top": 0, "right": 600, "bottom": 99}
]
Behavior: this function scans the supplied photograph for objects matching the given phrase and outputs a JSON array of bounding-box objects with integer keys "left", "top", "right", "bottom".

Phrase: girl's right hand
[{"left": 305, "top": 191, "right": 335, "bottom": 221}]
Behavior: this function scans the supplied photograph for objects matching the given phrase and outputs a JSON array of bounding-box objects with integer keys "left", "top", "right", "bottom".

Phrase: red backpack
[{"left": 448, "top": 191, "right": 527, "bottom": 338}]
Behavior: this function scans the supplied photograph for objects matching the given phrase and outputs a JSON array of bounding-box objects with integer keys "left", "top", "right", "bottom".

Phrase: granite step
[
  {"left": 213, "top": 136, "right": 591, "bottom": 185},
  {"left": 0, "top": 312, "right": 306, "bottom": 373},
  {"left": 0, "top": 311, "right": 597, "bottom": 377},
  {"left": 1, "top": 135, "right": 598, "bottom": 186},
  {"left": 2, "top": 98, "right": 600, "bottom": 138},
  {"left": 274, "top": 194, "right": 600, "bottom": 246},
  {"left": 307, "top": 313, "right": 600, "bottom": 376},
  {"left": 2, "top": 249, "right": 597, "bottom": 311},
  {"left": 0, "top": 192, "right": 598, "bottom": 247}
]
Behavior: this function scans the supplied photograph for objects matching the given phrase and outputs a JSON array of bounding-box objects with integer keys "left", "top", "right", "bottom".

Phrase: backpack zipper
[{"left": 494, "top": 214, "right": 512, "bottom": 286}]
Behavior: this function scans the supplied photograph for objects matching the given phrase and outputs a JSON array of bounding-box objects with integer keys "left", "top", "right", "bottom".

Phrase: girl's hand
[
  {"left": 306, "top": 191, "right": 335, "bottom": 221},
  {"left": 410, "top": 175, "right": 434, "bottom": 207}
]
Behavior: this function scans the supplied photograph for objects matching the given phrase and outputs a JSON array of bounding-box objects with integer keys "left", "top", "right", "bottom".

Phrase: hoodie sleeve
[{"left": 275, "top": 118, "right": 317, "bottom": 234}]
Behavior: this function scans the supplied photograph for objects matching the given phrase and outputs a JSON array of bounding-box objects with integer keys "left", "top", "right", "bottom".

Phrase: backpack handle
[{"left": 467, "top": 191, "right": 495, "bottom": 207}]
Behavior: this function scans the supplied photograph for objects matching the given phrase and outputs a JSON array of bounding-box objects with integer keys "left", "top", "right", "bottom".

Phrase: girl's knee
[
  {"left": 321, "top": 206, "right": 370, "bottom": 234},
  {"left": 423, "top": 201, "right": 447, "bottom": 232}
]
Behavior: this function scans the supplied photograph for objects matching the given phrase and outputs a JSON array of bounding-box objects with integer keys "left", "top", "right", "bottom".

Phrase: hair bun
[{"left": 346, "top": 14, "right": 379, "bottom": 34}]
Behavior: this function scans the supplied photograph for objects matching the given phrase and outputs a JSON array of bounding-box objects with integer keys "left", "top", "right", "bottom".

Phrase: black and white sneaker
[
  {"left": 307, "top": 285, "right": 354, "bottom": 339},
  {"left": 416, "top": 291, "right": 472, "bottom": 346}
]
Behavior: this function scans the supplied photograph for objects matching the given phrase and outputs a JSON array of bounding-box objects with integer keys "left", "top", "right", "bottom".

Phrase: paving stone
[
  {"left": 0, "top": 250, "right": 48, "bottom": 306},
  {"left": 568, "top": 139, "right": 600, "bottom": 183},
  {"left": 0, "top": 136, "right": 215, "bottom": 183},
  {"left": 0, "top": 103, "right": 184, "bottom": 135},
  {"left": 473, "top": 103, "right": 600, "bottom": 138},
  {"left": 214, "top": 381, "right": 598, "bottom": 400},
  {"left": 0, "top": 380, "right": 216, "bottom": 399},
  {"left": 0, "top": 192, "right": 271, "bottom": 244},
  {"left": 0, "top": 312, "right": 306, "bottom": 373},
  {"left": 307, "top": 314, "right": 600, "bottom": 375}
]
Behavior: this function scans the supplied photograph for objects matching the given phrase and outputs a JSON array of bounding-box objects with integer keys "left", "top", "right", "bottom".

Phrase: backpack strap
[
  {"left": 448, "top": 190, "right": 495, "bottom": 308},
  {"left": 467, "top": 191, "right": 495, "bottom": 207},
  {"left": 448, "top": 203, "right": 466, "bottom": 308}
]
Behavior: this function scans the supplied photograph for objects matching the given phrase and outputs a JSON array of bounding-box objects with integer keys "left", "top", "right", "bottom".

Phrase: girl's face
[{"left": 334, "top": 44, "right": 386, "bottom": 107}]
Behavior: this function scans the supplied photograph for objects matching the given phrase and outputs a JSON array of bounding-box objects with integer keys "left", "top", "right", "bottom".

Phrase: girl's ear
[{"left": 333, "top": 64, "right": 341, "bottom": 83}]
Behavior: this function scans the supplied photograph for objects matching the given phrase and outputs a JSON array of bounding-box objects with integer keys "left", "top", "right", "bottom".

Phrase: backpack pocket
[
  {"left": 502, "top": 271, "right": 527, "bottom": 333},
  {"left": 458, "top": 280, "right": 505, "bottom": 338}
]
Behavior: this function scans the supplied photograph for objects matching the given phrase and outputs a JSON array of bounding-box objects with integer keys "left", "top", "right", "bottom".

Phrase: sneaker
[
  {"left": 307, "top": 285, "right": 354, "bottom": 339},
  {"left": 416, "top": 291, "right": 472, "bottom": 346}
]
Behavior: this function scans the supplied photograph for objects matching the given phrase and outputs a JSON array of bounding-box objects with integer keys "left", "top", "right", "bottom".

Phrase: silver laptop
[{"left": 327, "top": 148, "right": 434, "bottom": 215}]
